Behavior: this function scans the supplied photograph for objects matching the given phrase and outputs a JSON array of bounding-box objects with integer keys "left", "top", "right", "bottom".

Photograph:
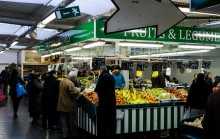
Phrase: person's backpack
[{"left": 0, "top": 90, "right": 5, "bottom": 102}]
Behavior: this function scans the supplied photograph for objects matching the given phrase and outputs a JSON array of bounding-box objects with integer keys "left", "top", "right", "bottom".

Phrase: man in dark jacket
[
  {"left": 187, "top": 73, "right": 212, "bottom": 117},
  {"left": 94, "top": 66, "right": 116, "bottom": 137},
  {"left": 151, "top": 71, "right": 165, "bottom": 88},
  {"left": 202, "top": 90, "right": 220, "bottom": 139},
  {"left": 41, "top": 70, "right": 60, "bottom": 130}
]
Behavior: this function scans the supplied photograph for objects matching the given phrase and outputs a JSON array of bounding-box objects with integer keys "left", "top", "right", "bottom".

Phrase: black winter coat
[
  {"left": 187, "top": 81, "right": 212, "bottom": 109},
  {"left": 94, "top": 70, "right": 116, "bottom": 136},
  {"left": 41, "top": 75, "right": 60, "bottom": 111},
  {"left": 28, "top": 79, "right": 43, "bottom": 117},
  {"left": 9, "top": 75, "right": 25, "bottom": 99},
  {"left": 202, "top": 91, "right": 220, "bottom": 139},
  {"left": 151, "top": 71, "right": 165, "bottom": 88}
]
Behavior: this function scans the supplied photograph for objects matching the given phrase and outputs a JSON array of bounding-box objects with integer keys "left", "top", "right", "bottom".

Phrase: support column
[{"left": 114, "top": 42, "right": 131, "bottom": 89}]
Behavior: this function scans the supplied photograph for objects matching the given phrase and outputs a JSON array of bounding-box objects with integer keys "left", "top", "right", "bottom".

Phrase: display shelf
[
  {"left": 77, "top": 94, "right": 186, "bottom": 136},
  {"left": 22, "top": 64, "right": 48, "bottom": 80}
]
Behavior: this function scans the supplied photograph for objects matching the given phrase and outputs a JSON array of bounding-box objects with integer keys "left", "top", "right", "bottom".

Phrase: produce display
[
  {"left": 165, "top": 88, "right": 188, "bottom": 101},
  {"left": 116, "top": 89, "right": 158, "bottom": 104},
  {"left": 146, "top": 88, "right": 176, "bottom": 101},
  {"left": 184, "top": 116, "right": 204, "bottom": 129},
  {"left": 83, "top": 92, "right": 99, "bottom": 106},
  {"left": 80, "top": 76, "right": 95, "bottom": 88}
]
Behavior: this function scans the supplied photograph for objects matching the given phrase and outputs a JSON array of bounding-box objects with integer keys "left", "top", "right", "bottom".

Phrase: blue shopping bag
[{"left": 16, "top": 82, "right": 27, "bottom": 97}]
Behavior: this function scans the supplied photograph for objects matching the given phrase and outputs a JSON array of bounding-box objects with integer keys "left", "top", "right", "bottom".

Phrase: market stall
[{"left": 77, "top": 94, "right": 185, "bottom": 136}]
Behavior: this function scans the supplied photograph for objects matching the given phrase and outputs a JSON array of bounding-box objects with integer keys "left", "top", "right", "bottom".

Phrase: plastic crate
[{"left": 180, "top": 115, "right": 206, "bottom": 139}]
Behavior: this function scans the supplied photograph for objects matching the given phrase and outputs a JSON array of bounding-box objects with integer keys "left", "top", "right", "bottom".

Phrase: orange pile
[
  {"left": 84, "top": 92, "right": 99, "bottom": 106},
  {"left": 115, "top": 94, "right": 126, "bottom": 105},
  {"left": 141, "top": 92, "right": 158, "bottom": 103}
]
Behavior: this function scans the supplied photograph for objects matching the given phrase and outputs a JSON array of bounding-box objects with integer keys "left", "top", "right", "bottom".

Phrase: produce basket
[{"left": 180, "top": 115, "right": 206, "bottom": 139}]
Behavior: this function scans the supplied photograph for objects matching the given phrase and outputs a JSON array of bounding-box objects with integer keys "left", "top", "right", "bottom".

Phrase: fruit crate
[{"left": 180, "top": 115, "right": 206, "bottom": 139}]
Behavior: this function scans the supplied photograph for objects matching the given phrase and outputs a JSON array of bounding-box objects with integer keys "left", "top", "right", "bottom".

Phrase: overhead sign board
[
  {"left": 191, "top": 0, "right": 219, "bottom": 11},
  {"left": 55, "top": 6, "right": 80, "bottom": 20},
  {"left": 190, "top": 0, "right": 220, "bottom": 15},
  {"left": 105, "top": 0, "right": 186, "bottom": 37}
]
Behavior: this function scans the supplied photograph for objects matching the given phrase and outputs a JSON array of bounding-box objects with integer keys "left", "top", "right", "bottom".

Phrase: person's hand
[
  {"left": 80, "top": 86, "right": 85, "bottom": 92},
  {"left": 121, "top": 84, "right": 124, "bottom": 89}
]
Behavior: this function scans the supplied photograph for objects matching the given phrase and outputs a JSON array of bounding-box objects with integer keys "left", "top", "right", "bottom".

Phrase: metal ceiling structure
[{"left": 0, "top": 0, "right": 220, "bottom": 52}]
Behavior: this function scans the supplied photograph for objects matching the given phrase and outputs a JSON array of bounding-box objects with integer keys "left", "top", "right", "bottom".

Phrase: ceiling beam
[
  {"left": 0, "top": 17, "right": 74, "bottom": 30},
  {"left": 6, "top": 0, "right": 75, "bottom": 48}
]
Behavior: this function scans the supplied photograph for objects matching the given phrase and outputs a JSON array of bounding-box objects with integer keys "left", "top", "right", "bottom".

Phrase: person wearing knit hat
[{"left": 57, "top": 70, "right": 81, "bottom": 139}]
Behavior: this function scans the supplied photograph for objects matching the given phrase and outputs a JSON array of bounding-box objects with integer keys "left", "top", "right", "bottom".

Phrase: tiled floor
[
  {"left": 0, "top": 98, "right": 61, "bottom": 139},
  {"left": 0, "top": 98, "right": 183, "bottom": 139}
]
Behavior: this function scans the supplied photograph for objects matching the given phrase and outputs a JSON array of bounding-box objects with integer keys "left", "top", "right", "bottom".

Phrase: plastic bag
[
  {"left": 183, "top": 107, "right": 191, "bottom": 119},
  {"left": 16, "top": 82, "right": 27, "bottom": 97},
  {"left": 0, "top": 90, "right": 5, "bottom": 101}
]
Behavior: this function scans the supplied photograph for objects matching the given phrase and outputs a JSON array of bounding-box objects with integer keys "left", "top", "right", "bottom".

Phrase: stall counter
[{"left": 77, "top": 94, "right": 185, "bottom": 136}]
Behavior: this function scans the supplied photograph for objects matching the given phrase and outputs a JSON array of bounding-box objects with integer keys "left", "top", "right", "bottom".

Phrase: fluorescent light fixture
[
  {"left": 82, "top": 41, "right": 105, "bottom": 49},
  {"left": 151, "top": 53, "right": 180, "bottom": 57},
  {"left": 194, "top": 33, "right": 220, "bottom": 38},
  {"left": 37, "top": 22, "right": 46, "bottom": 28},
  {"left": 179, "top": 7, "right": 220, "bottom": 17},
  {"left": 177, "top": 50, "right": 210, "bottom": 54},
  {"left": 51, "top": 43, "right": 61, "bottom": 47},
  {"left": 42, "top": 12, "right": 56, "bottom": 25},
  {"left": 41, "top": 54, "right": 51, "bottom": 58},
  {"left": 178, "top": 45, "right": 216, "bottom": 50},
  {"left": 129, "top": 50, "right": 210, "bottom": 58},
  {"left": 10, "top": 45, "right": 27, "bottom": 49},
  {"left": 119, "top": 42, "right": 164, "bottom": 48},
  {"left": 129, "top": 55, "right": 149, "bottom": 58},
  {"left": 11, "top": 41, "right": 18, "bottom": 46},
  {"left": 51, "top": 51, "right": 63, "bottom": 55},
  {"left": 71, "top": 57, "right": 92, "bottom": 60},
  {"left": 65, "top": 47, "right": 82, "bottom": 52}
]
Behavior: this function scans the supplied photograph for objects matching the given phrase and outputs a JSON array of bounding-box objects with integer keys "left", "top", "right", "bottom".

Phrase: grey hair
[{"left": 100, "top": 66, "right": 107, "bottom": 71}]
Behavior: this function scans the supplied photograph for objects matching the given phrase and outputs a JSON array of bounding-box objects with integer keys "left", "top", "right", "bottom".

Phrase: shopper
[
  {"left": 202, "top": 90, "right": 220, "bottom": 139},
  {"left": 28, "top": 73, "right": 43, "bottom": 125},
  {"left": 205, "top": 72, "right": 213, "bottom": 87},
  {"left": 112, "top": 65, "right": 126, "bottom": 89},
  {"left": 8, "top": 68, "right": 26, "bottom": 118},
  {"left": 1, "top": 67, "right": 10, "bottom": 99},
  {"left": 192, "top": 73, "right": 198, "bottom": 84},
  {"left": 213, "top": 75, "right": 220, "bottom": 88},
  {"left": 186, "top": 73, "right": 212, "bottom": 118},
  {"left": 57, "top": 71, "right": 81, "bottom": 139},
  {"left": 94, "top": 66, "right": 116, "bottom": 137},
  {"left": 151, "top": 70, "right": 165, "bottom": 88},
  {"left": 41, "top": 70, "right": 60, "bottom": 130}
]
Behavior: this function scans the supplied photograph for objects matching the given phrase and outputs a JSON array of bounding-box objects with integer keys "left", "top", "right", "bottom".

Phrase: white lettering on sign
[
  {"left": 122, "top": 27, "right": 220, "bottom": 44},
  {"left": 72, "top": 8, "right": 79, "bottom": 16}
]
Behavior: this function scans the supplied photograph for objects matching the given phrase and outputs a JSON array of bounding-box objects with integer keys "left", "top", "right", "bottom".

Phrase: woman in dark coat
[
  {"left": 28, "top": 73, "right": 43, "bottom": 125},
  {"left": 187, "top": 73, "right": 213, "bottom": 118},
  {"left": 41, "top": 70, "right": 60, "bottom": 130},
  {"left": 8, "top": 68, "right": 26, "bottom": 118},
  {"left": 94, "top": 66, "right": 116, "bottom": 137}
]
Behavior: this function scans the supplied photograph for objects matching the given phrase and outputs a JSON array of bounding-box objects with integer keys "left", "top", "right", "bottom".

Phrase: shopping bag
[
  {"left": 0, "top": 90, "right": 5, "bottom": 101},
  {"left": 16, "top": 82, "right": 27, "bottom": 97},
  {"left": 183, "top": 107, "right": 191, "bottom": 119}
]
